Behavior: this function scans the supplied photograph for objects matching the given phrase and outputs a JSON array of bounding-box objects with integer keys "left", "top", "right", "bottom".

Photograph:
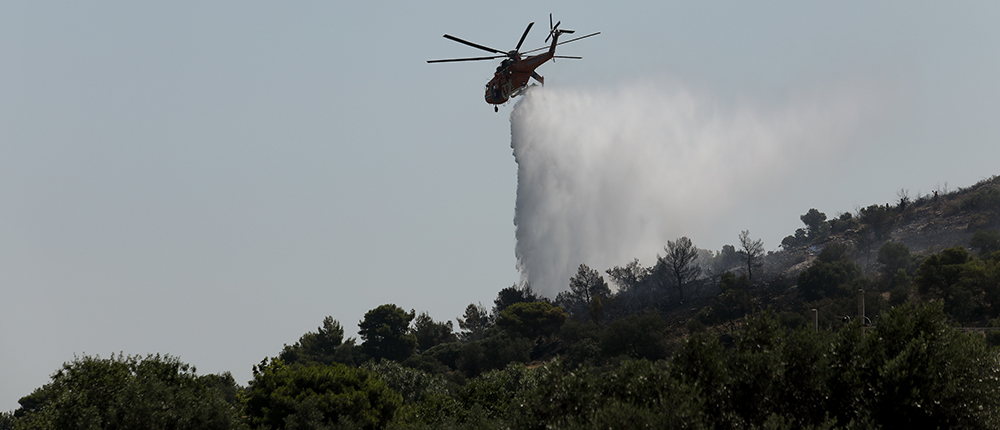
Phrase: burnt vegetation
[{"left": 6, "top": 176, "right": 1000, "bottom": 429}]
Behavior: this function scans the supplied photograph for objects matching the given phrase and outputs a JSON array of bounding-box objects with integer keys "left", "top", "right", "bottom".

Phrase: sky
[{"left": 3, "top": 1, "right": 1000, "bottom": 410}]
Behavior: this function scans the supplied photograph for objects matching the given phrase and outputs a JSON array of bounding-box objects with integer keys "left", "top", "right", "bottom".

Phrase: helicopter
[{"left": 427, "top": 14, "right": 599, "bottom": 112}]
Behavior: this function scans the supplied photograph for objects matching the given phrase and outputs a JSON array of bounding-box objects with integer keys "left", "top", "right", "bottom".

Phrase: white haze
[{"left": 510, "top": 80, "right": 880, "bottom": 297}]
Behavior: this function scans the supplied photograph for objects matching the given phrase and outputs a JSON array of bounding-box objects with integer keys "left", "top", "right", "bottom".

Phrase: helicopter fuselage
[{"left": 485, "top": 50, "right": 553, "bottom": 105}]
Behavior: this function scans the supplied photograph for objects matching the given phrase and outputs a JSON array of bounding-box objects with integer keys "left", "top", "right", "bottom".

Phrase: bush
[
  {"left": 243, "top": 359, "right": 401, "bottom": 430},
  {"left": 421, "top": 342, "right": 464, "bottom": 370},
  {"left": 889, "top": 282, "right": 910, "bottom": 306},
  {"left": 496, "top": 302, "right": 567, "bottom": 339},
  {"left": 509, "top": 360, "right": 705, "bottom": 430},
  {"left": 857, "top": 302, "right": 1000, "bottom": 428},
  {"left": 987, "top": 331, "right": 1000, "bottom": 348},
  {"left": 960, "top": 187, "right": 1000, "bottom": 212},
  {"left": 461, "top": 363, "right": 539, "bottom": 420},
  {"left": 798, "top": 251, "right": 862, "bottom": 301},
  {"left": 12, "top": 354, "right": 244, "bottom": 430},
  {"left": 877, "top": 242, "right": 912, "bottom": 275},
  {"left": 362, "top": 359, "right": 450, "bottom": 404},
  {"left": 601, "top": 313, "right": 671, "bottom": 361},
  {"left": 970, "top": 228, "right": 1000, "bottom": 257}
]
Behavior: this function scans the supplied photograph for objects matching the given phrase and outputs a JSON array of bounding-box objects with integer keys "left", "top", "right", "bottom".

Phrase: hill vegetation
[{"left": 4, "top": 176, "right": 1000, "bottom": 429}]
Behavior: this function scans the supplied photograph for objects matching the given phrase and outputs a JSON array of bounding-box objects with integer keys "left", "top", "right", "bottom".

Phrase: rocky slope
[{"left": 769, "top": 174, "right": 1000, "bottom": 279}]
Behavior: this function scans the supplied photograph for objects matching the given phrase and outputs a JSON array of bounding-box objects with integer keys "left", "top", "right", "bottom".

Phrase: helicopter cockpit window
[
  {"left": 497, "top": 59, "right": 513, "bottom": 73},
  {"left": 489, "top": 84, "right": 500, "bottom": 99}
]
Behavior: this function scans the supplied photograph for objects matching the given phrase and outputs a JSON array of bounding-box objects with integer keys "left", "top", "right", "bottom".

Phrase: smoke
[{"left": 510, "top": 79, "right": 877, "bottom": 297}]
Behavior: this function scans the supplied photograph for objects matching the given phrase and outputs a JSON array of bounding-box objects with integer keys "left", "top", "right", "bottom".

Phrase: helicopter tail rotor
[{"left": 545, "top": 13, "right": 574, "bottom": 43}]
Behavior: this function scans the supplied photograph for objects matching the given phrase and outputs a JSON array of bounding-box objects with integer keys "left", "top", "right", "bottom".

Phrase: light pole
[{"left": 858, "top": 289, "right": 865, "bottom": 336}]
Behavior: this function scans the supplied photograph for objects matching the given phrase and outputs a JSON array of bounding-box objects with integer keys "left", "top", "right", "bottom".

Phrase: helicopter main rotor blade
[
  {"left": 553, "top": 55, "right": 583, "bottom": 59},
  {"left": 427, "top": 55, "right": 506, "bottom": 63},
  {"left": 515, "top": 22, "right": 534, "bottom": 51},
  {"left": 524, "top": 31, "right": 601, "bottom": 54},
  {"left": 442, "top": 34, "right": 505, "bottom": 54}
]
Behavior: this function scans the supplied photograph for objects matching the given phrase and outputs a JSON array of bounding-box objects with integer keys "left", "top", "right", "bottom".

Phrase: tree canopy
[
  {"left": 496, "top": 302, "right": 568, "bottom": 339},
  {"left": 11, "top": 354, "right": 243, "bottom": 430},
  {"left": 557, "top": 264, "right": 610, "bottom": 322},
  {"left": 243, "top": 359, "right": 400, "bottom": 430},
  {"left": 358, "top": 304, "right": 418, "bottom": 362},
  {"left": 657, "top": 236, "right": 702, "bottom": 302}
]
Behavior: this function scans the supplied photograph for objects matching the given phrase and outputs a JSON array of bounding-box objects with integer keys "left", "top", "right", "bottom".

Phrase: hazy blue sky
[{"left": 3, "top": 1, "right": 999, "bottom": 409}]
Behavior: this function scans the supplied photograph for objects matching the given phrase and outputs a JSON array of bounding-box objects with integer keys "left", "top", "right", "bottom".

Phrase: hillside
[
  {"left": 7, "top": 176, "right": 1000, "bottom": 430},
  {"left": 768, "top": 174, "right": 1000, "bottom": 279}
]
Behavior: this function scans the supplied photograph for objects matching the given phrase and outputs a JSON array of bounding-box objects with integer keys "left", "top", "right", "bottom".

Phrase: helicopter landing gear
[{"left": 494, "top": 105, "right": 499, "bottom": 113}]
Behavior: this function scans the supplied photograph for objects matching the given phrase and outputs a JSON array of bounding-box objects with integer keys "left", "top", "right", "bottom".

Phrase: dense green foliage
[
  {"left": 7, "top": 177, "right": 1000, "bottom": 429},
  {"left": 412, "top": 312, "right": 457, "bottom": 352},
  {"left": 556, "top": 264, "right": 611, "bottom": 322},
  {"left": 797, "top": 243, "right": 862, "bottom": 301},
  {"left": 243, "top": 359, "right": 400, "bottom": 430},
  {"left": 359, "top": 304, "right": 419, "bottom": 362},
  {"left": 916, "top": 246, "right": 1000, "bottom": 321},
  {"left": 381, "top": 303, "right": 1000, "bottom": 429},
  {"left": 971, "top": 229, "right": 1000, "bottom": 257},
  {"left": 10, "top": 354, "right": 243, "bottom": 430},
  {"left": 279, "top": 316, "right": 365, "bottom": 366},
  {"left": 496, "top": 302, "right": 567, "bottom": 339}
]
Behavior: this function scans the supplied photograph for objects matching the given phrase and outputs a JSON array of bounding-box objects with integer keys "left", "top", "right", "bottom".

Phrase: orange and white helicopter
[{"left": 428, "top": 14, "right": 599, "bottom": 112}]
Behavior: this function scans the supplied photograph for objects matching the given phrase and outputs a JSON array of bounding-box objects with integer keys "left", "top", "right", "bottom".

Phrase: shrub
[
  {"left": 12, "top": 354, "right": 244, "bottom": 430},
  {"left": 970, "top": 228, "right": 1000, "bottom": 257},
  {"left": 243, "top": 360, "right": 401, "bottom": 430}
]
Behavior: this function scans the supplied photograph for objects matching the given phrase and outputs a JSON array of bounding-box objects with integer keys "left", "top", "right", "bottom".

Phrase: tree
[
  {"left": 244, "top": 359, "right": 401, "bottom": 430},
  {"left": 857, "top": 204, "right": 895, "bottom": 242},
  {"left": 970, "top": 228, "right": 1000, "bottom": 258},
  {"left": 915, "top": 247, "right": 980, "bottom": 320},
  {"left": 496, "top": 302, "right": 568, "bottom": 339},
  {"left": 877, "top": 242, "right": 912, "bottom": 275},
  {"left": 557, "top": 264, "right": 611, "bottom": 322},
  {"left": 360, "top": 360, "right": 450, "bottom": 405},
  {"left": 657, "top": 237, "right": 702, "bottom": 302},
  {"left": 279, "top": 316, "right": 361, "bottom": 365},
  {"left": 800, "top": 208, "right": 828, "bottom": 239},
  {"left": 606, "top": 259, "right": 654, "bottom": 316},
  {"left": 12, "top": 354, "right": 243, "bottom": 430},
  {"left": 569, "top": 264, "right": 611, "bottom": 304},
  {"left": 510, "top": 360, "right": 705, "bottom": 429},
  {"left": 456, "top": 303, "right": 491, "bottom": 342},
  {"left": 605, "top": 258, "right": 650, "bottom": 293},
  {"left": 462, "top": 363, "right": 542, "bottom": 421},
  {"left": 699, "top": 272, "right": 754, "bottom": 327},
  {"left": 358, "top": 304, "right": 418, "bottom": 362},
  {"left": 601, "top": 313, "right": 671, "bottom": 360},
  {"left": 828, "top": 212, "right": 859, "bottom": 234},
  {"left": 722, "top": 312, "right": 833, "bottom": 427},
  {"left": 715, "top": 244, "right": 741, "bottom": 271},
  {"left": 492, "top": 284, "right": 539, "bottom": 317},
  {"left": 915, "top": 247, "right": 1000, "bottom": 321},
  {"left": 780, "top": 228, "right": 810, "bottom": 250},
  {"left": 853, "top": 301, "right": 1000, "bottom": 428},
  {"left": 413, "top": 312, "right": 457, "bottom": 352},
  {"left": 738, "top": 230, "right": 765, "bottom": 284},
  {"left": 797, "top": 243, "right": 862, "bottom": 301}
]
